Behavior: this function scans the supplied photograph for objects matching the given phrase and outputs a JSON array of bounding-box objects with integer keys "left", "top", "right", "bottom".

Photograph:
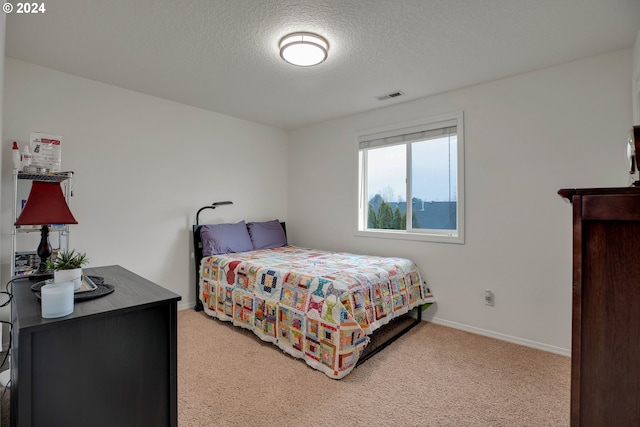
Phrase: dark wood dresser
[
  {"left": 559, "top": 187, "right": 640, "bottom": 426},
  {"left": 10, "top": 265, "right": 181, "bottom": 427}
]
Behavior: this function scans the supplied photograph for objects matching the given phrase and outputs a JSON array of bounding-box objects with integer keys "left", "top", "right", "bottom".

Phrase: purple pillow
[
  {"left": 200, "top": 221, "right": 254, "bottom": 256},
  {"left": 247, "top": 220, "right": 287, "bottom": 250}
]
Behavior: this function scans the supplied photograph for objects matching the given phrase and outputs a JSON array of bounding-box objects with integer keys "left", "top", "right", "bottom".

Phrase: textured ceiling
[{"left": 5, "top": 0, "right": 640, "bottom": 130}]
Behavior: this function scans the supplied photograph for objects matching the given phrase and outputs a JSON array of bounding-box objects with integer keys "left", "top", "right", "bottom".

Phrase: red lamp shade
[{"left": 15, "top": 181, "right": 77, "bottom": 226}]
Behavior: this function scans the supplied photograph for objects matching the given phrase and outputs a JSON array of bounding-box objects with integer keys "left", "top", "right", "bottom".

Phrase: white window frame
[{"left": 355, "top": 111, "right": 465, "bottom": 244}]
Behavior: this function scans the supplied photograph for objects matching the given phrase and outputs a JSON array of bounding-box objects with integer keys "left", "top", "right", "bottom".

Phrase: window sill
[{"left": 354, "top": 229, "right": 464, "bottom": 244}]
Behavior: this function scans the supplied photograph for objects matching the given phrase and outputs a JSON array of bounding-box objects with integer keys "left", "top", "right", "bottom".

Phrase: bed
[{"left": 193, "top": 217, "right": 435, "bottom": 379}]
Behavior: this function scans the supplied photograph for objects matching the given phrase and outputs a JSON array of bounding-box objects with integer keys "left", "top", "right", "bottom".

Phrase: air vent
[{"left": 376, "top": 91, "right": 405, "bottom": 101}]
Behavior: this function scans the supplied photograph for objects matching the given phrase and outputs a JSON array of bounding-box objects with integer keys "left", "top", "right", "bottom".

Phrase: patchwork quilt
[{"left": 199, "top": 246, "right": 434, "bottom": 379}]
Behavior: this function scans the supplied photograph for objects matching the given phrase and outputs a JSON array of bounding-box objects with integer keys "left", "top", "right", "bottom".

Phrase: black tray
[{"left": 31, "top": 275, "right": 115, "bottom": 301}]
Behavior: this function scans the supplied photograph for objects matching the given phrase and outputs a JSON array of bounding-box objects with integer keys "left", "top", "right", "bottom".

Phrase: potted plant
[{"left": 46, "top": 249, "right": 89, "bottom": 291}]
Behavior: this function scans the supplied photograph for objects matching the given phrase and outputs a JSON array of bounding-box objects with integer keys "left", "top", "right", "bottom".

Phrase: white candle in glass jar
[{"left": 41, "top": 281, "right": 74, "bottom": 318}]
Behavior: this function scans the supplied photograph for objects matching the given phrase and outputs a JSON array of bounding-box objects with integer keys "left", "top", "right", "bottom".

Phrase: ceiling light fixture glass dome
[{"left": 279, "top": 32, "right": 329, "bottom": 67}]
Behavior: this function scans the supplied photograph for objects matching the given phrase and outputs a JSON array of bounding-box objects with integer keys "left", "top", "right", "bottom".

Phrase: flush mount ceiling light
[{"left": 279, "top": 32, "right": 329, "bottom": 67}]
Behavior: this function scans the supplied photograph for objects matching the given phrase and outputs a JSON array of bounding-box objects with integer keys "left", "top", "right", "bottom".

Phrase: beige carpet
[{"left": 178, "top": 310, "right": 570, "bottom": 427}]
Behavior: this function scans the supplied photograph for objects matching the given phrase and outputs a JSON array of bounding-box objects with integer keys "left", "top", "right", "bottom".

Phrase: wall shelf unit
[{"left": 11, "top": 170, "right": 74, "bottom": 277}]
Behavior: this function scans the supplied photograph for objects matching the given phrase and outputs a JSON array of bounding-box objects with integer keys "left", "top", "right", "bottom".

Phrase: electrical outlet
[{"left": 484, "top": 289, "right": 495, "bottom": 306}]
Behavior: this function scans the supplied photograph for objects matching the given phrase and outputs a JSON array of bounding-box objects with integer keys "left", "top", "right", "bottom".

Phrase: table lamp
[{"left": 14, "top": 180, "right": 77, "bottom": 274}]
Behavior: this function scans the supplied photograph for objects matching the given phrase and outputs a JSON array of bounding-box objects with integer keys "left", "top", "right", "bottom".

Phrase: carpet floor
[
  {"left": 0, "top": 311, "right": 570, "bottom": 426},
  {"left": 178, "top": 309, "right": 570, "bottom": 427}
]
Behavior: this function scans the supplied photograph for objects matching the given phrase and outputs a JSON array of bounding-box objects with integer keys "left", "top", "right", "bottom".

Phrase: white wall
[
  {"left": 288, "top": 49, "right": 633, "bottom": 354},
  {"left": 1, "top": 58, "right": 289, "bottom": 309},
  {"left": 634, "top": 29, "right": 640, "bottom": 124}
]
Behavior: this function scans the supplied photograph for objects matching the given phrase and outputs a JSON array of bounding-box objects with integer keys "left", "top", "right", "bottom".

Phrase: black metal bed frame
[
  {"left": 355, "top": 305, "right": 423, "bottom": 367},
  {"left": 192, "top": 215, "right": 429, "bottom": 367}
]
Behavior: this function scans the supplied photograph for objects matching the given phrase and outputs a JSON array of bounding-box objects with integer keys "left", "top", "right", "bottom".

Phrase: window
[{"left": 356, "top": 112, "right": 464, "bottom": 243}]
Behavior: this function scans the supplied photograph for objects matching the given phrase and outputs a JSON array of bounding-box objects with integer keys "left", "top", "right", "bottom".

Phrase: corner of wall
[{"left": 633, "top": 28, "right": 640, "bottom": 124}]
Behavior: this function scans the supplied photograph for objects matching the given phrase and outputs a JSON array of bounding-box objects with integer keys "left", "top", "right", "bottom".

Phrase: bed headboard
[{"left": 193, "top": 221, "right": 286, "bottom": 311}]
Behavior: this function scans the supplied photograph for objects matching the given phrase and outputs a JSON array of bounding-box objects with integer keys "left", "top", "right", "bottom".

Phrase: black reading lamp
[
  {"left": 192, "top": 200, "right": 232, "bottom": 312},
  {"left": 195, "top": 201, "right": 233, "bottom": 225}
]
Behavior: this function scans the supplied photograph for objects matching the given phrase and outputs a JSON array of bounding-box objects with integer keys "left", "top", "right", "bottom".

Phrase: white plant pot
[{"left": 54, "top": 268, "right": 82, "bottom": 291}]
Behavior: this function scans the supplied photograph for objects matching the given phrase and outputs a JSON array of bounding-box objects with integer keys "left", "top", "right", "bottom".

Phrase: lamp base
[
  {"left": 36, "top": 225, "right": 52, "bottom": 274},
  {"left": 35, "top": 263, "right": 50, "bottom": 275}
]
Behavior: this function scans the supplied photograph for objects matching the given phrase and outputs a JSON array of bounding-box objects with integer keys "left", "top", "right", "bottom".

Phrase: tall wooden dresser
[{"left": 559, "top": 187, "right": 640, "bottom": 426}]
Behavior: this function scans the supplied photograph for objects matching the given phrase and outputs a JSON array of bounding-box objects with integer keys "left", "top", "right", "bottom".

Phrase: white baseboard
[
  {"left": 425, "top": 315, "right": 571, "bottom": 357},
  {"left": 178, "top": 300, "right": 196, "bottom": 311}
]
